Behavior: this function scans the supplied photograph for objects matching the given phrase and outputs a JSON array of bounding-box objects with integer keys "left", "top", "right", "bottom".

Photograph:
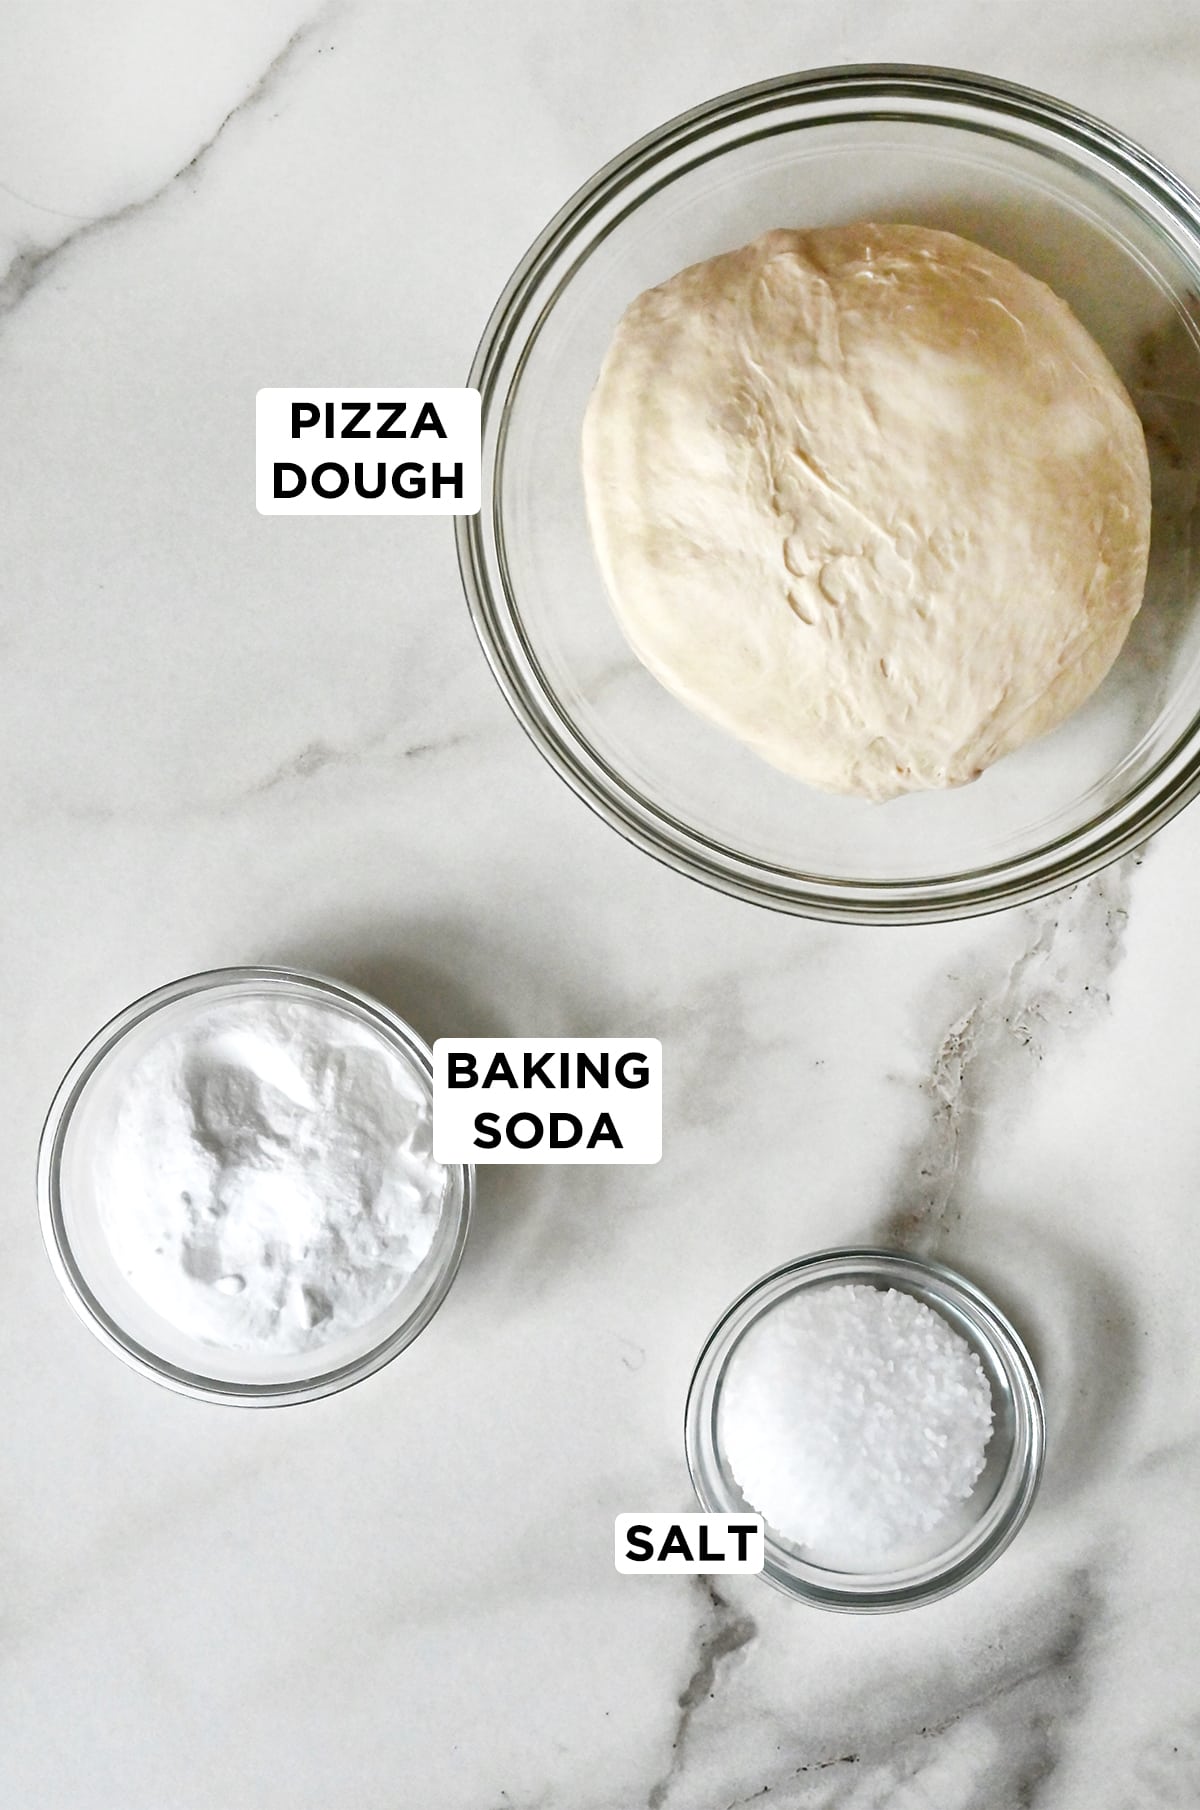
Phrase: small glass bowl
[
  {"left": 37, "top": 966, "right": 473, "bottom": 1407},
  {"left": 685, "top": 1248, "right": 1044, "bottom": 1610},
  {"left": 459, "top": 64, "right": 1200, "bottom": 922}
]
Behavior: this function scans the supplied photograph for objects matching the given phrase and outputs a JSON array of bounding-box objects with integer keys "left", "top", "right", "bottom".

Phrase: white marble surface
[{"left": 3, "top": 3, "right": 1200, "bottom": 1806}]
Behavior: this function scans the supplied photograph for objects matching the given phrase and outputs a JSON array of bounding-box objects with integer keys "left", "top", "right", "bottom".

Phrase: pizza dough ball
[{"left": 581, "top": 225, "right": 1151, "bottom": 800}]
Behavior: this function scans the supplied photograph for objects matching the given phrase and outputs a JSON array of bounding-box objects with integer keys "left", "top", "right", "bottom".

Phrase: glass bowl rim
[
  {"left": 37, "top": 963, "right": 474, "bottom": 1408},
  {"left": 457, "top": 60, "right": 1200, "bottom": 925},
  {"left": 684, "top": 1245, "right": 1046, "bottom": 1610}
]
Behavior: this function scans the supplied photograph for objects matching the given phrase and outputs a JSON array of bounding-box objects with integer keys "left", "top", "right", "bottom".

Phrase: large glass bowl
[{"left": 458, "top": 65, "right": 1200, "bottom": 922}]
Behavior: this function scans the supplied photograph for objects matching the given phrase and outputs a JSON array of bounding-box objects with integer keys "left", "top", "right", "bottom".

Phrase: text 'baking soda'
[
  {"left": 614, "top": 1514, "right": 766, "bottom": 1575},
  {"left": 255, "top": 387, "right": 481, "bottom": 515},
  {"left": 432, "top": 1038, "right": 662, "bottom": 1164}
]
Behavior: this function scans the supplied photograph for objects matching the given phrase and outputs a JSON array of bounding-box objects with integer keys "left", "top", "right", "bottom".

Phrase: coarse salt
[{"left": 721, "top": 1282, "right": 994, "bottom": 1563}]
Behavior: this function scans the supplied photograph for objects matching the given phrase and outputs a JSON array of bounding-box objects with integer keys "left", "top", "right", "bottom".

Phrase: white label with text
[
  {"left": 256, "top": 387, "right": 480, "bottom": 515},
  {"left": 615, "top": 1514, "right": 765, "bottom": 1575},
  {"left": 432, "top": 1038, "right": 661, "bottom": 1165}
]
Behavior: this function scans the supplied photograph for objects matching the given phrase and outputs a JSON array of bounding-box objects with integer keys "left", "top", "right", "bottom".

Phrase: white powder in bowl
[
  {"left": 721, "top": 1283, "right": 994, "bottom": 1562},
  {"left": 95, "top": 994, "right": 447, "bottom": 1355}
]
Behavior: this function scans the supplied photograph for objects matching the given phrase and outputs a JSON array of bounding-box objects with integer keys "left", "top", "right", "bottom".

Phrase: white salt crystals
[{"left": 721, "top": 1283, "right": 994, "bottom": 1566}]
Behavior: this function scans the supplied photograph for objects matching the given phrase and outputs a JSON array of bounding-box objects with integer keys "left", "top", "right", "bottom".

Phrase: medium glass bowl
[
  {"left": 458, "top": 64, "right": 1200, "bottom": 923},
  {"left": 685, "top": 1248, "right": 1044, "bottom": 1610},
  {"left": 38, "top": 967, "right": 473, "bottom": 1407}
]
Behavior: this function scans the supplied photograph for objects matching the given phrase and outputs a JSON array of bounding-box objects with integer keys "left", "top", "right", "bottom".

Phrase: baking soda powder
[{"left": 96, "top": 995, "right": 446, "bottom": 1354}]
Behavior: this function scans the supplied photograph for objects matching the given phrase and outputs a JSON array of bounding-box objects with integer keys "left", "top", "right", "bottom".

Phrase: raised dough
[{"left": 582, "top": 225, "right": 1152, "bottom": 800}]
